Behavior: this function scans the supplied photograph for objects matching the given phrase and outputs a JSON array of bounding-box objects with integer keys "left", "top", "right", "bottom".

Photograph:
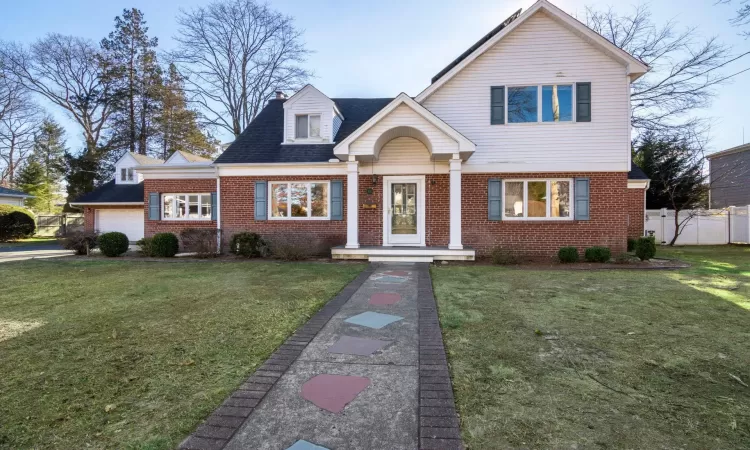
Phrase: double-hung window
[
  {"left": 295, "top": 114, "right": 321, "bottom": 139},
  {"left": 120, "top": 167, "right": 134, "bottom": 182},
  {"left": 503, "top": 180, "right": 572, "bottom": 219},
  {"left": 162, "top": 194, "right": 212, "bottom": 220},
  {"left": 493, "top": 83, "right": 584, "bottom": 124},
  {"left": 542, "top": 84, "right": 573, "bottom": 122},
  {"left": 270, "top": 181, "right": 330, "bottom": 219}
]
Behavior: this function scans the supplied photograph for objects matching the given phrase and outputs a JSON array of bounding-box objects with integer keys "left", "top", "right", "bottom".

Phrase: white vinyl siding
[
  {"left": 362, "top": 136, "right": 449, "bottom": 175},
  {"left": 284, "top": 87, "right": 335, "bottom": 143},
  {"left": 422, "top": 11, "right": 630, "bottom": 172}
]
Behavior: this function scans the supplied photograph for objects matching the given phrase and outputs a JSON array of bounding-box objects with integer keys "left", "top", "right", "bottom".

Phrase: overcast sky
[{"left": 2, "top": 0, "right": 748, "bottom": 154}]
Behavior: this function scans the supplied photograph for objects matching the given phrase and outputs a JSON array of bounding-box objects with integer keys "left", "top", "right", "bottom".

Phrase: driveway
[{"left": 0, "top": 243, "right": 73, "bottom": 263}]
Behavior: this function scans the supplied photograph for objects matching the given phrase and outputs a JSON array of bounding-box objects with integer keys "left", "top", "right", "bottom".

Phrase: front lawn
[
  {"left": 0, "top": 259, "right": 364, "bottom": 449},
  {"left": 432, "top": 246, "right": 750, "bottom": 449},
  {"left": 0, "top": 237, "right": 59, "bottom": 249}
]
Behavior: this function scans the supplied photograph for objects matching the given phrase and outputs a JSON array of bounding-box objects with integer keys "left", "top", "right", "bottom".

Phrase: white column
[
  {"left": 449, "top": 156, "right": 463, "bottom": 250},
  {"left": 345, "top": 159, "right": 360, "bottom": 249}
]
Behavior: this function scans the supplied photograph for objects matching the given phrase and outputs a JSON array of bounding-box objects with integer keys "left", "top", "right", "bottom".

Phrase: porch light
[{"left": 372, "top": 174, "right": 378, "bottom": 185}]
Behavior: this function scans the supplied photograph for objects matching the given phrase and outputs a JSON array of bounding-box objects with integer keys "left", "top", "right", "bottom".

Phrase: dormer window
[
  {"left": 120, "top": 167, "right": 134, "bottom": 182},
  {"left": 295, "top": 114, "right": 321, "bottom": 139}
]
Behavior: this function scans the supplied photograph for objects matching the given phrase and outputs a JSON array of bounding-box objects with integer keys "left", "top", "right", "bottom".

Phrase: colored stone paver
[
  {"left": 327, "top": 335, "right": 391, "bottom": 356},
  {"left": 345, "top": 311, "right": 404, "bottom": 329},
  {"left": 182, "top": 263, "right": 464, "bottom": 450},
  {"left": 369, "top": 292, "right": 402, "bottom": 305},
  {"left": 301, "top": 374, "right": 371, "bottom": 413}
]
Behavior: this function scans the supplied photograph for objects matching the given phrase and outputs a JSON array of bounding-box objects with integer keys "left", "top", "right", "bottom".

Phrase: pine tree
[
  {"left": 101, "top": 8, "right": 161, "bottom": 155},
  {"left": 155, "top": 64, "right": 218, "bottom": 160},
  {"left": 32, "top": 119, "right": 66, "bottom": 184},
  {"left": 17, "top": 159, "right": 59, "bottom": 212}
]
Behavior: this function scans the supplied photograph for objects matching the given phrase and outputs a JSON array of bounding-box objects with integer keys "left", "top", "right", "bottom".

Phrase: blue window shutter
[
  {"left": 211, "top": 192, "right": 217, "bottom": 220},
  {"left": 488, "top": 178, "right": 502, "bottom": 220},
  {"left": 574, "top": 178, "right": 590, "bottom": 220},
  {"left": 148, "top": 192, "right": 160, "bottom": 220},
  {"left": 254, "top": 181, "right": 267, "bottom": 221},
  {"left": 576, "top": 82, "right": 591, "bottom": 122},
  {"left": 331, "top": 180, "right": 343, "bottom": 220},
  {"left": 490, "top": 86, "right": 505, "bottom": 125}
]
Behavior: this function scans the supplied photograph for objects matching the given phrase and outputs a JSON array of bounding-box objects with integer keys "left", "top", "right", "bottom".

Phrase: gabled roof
[
  {"left": 129, "top": 153, "right": 164, "bottom": 165},
  {"left": 628, "top": 162, "right": 649, "bottom": 180},
  {"left": 417, "top": 0, "right": 649, "bottom": 102},
  {"left": 283, "top": 84, "right": 344, "bottom": 119},
  {"left": 706, "top": 143, "right": 750, "bottom": 160},
  {"left": 71, "top": 181, "right": 144, "bottom": 205},
  {"left": 214, "top": 98, "right": 392, "bottom": 164},
  {"left": 166, "top": 150, "right": 211, "bottom": 164},
  {"left": 0, "top": 186, "right": 32, "bottom": 198}
]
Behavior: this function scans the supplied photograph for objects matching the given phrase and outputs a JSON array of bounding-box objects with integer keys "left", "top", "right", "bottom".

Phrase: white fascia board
[
  {"left": 283, "top": 84, "right": 333, "bottom": 109},
  {"left": 139, "top": 164, "right": 216, "bottom": 179},
  {"left": 69, "top": 202, "right": 144, "bottom": 206},
  {"left": 333, "top": 93, "right": 475, "bottom": 157},
  {"left": 0, "top": 193, "right": 32, "bottom": 198},
  {"left": 628, "top": 180, "right": 650, "bottom": 189},
  {"left": 217, "top": 162, "right": 347, "bottom": 176},
  {"left": 114, "top": 152, "right": 138, "bottom": 167},
  {"left": 415, "top": 0, "right": 648, "bottom": 102}
]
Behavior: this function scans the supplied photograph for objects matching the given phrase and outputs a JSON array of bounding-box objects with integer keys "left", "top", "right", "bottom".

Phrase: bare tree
[
  {"left": 0, "top": 90, "right": 42, "bottom": 186},
  {"left": 719, "top": 0, "right": 750, "bottom": 37},
  {"left": 171, "top": 0, "right": 312, "bottom": 137},
  {"left": 0, "top": 35, "right": 117, "bottom": 154},
  {"left": 585, "top": 5, "right": 750, "bottom": 142}
]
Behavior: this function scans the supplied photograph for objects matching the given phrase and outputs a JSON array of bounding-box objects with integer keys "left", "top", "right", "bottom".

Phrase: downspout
[{"left": 216, "top": 167, "right": 221, "bottom": 251}]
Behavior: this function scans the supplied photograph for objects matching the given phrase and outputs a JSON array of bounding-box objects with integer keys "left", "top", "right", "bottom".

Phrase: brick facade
[
  {"left": 461, "top": 172, "right": 629, "bottom": 257},
  {"left": 143, "top": 179, "right": 218, "bottom": 237},
  {"left": 626, "top": 187, "right": 646, "bottom": 239},
  {"left": 220, "top": 176, "right": 347, "bottom": 254}
]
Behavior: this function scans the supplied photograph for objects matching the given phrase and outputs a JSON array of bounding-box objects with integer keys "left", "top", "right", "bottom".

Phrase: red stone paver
[{"left": 300, "top": 374, "right": 371, "bottom": 413}]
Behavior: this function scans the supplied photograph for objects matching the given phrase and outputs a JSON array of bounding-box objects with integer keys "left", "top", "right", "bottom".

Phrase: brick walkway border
[
  {"left": 416, "top": 263, "right": 465, "bottom": 450},
  {"left": 178, "top": 264, "right": 376, "bottom": 450}
]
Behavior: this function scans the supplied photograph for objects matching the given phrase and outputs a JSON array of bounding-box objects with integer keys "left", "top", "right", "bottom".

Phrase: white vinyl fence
[{"left": 645, "top": 206, "right": 750, "bottom": 245}]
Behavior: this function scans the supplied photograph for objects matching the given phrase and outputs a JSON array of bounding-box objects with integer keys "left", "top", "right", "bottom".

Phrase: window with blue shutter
[
  {"left": 576, "top": 82, "right": 591, "bottom": 122},
  {"left": 330, "top": 180, "right": 343, "bottom": 220},
  {"left": 148, "top": 192, "right": 160, "bottom": 220},
  {"left": 488, "top": 178, "right": 503, "bottom": 220},
  {"left": 491, "top": 87, "right": 505, "bottom": 125},
  {"left": 254, "top": 181, "right": 267, "bottom": 221},
  {"left": 574, "top": 178, "right": 590, "bottom": 220}
]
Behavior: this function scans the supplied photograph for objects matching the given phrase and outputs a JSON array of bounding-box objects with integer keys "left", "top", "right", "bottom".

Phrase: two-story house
[{"left": 72, "top": 0, "right": 651, "bottom": 260}]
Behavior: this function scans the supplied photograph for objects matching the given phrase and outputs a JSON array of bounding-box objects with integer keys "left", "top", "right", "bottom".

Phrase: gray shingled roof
[
  {"left": 628, "top": 162, "right": 649, "bottom": 180},
  {"left": 0, "top": 186, "right": 32, "bottom": 197},
  {"left": 72, "top": 181, "right": 144, "bottom": 204},
  {"left": 130, "top": 153, "right": 164, "bottom": 165},
  {"left": 215, "top": 98, "right": 393, "bottom": 164}
]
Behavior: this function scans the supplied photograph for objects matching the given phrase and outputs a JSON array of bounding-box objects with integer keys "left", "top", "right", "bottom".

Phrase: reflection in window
[
  {"left": 270, "top": 182, "right": 330, "bottom": 219},
  {"left": 291, "top": 183, "right": 308, "bottom": 217},
  {"left": 504, "top": 181, "right": 524, "bottom": 217},
  {"left": 311, "top": 183, "right": 328, "bottom": 217},
  {"left": 542, "top": 85, "right": 572, "bottom": 122},
  {"left": 295, "top": 114, "right": 321, "bottom": 139},
  {"left": 551, "top": 181, "right": 570, "bottom": 217},
  {"left": 271, "top": 183, "right": 288, "bottom": 217},
  {"left": 162, "top": 194, "right": 212, "bottom": 220},
  {"left": 188, "top": 195, "right": 199, "bottom": 218},
  {"left": 507, "top": 86, "right": 538, "bottom": 123},
  {"left": 163, "top": 195, "right": 174, "bottom": 218},
  {"left": 527, "top": 181, "right": 547, "bottom": 217}
]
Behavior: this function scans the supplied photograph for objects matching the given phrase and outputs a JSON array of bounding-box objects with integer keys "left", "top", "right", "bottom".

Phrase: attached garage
[{"left": 95, "top": 209, "right": 144, "bottom": 241}]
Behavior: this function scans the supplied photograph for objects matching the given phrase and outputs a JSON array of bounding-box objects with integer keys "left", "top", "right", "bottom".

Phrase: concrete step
[{"left": 369, "top": 255, "right": 434, "bottom": 262}]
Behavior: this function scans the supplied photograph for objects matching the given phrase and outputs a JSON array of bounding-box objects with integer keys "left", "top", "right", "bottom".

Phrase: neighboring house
[
  {"left": 73, "top": 0, "right": 650, "bottom": 260},
  {"left": 708, "top": 143, "right": 750, "bottom": 209},
  {"left": 0, "top": 186, "right": 33, "bottom": 207}
]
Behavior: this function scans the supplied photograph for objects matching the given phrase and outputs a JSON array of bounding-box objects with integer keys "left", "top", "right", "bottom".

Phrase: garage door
[{"left": 95, "top": 209, "right": 144, "bottom": 242}]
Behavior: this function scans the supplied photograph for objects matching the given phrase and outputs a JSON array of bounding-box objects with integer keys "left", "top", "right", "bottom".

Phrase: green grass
[
  {"left": 0, "top": 259, "right": 364, "bottom": 449},
  {"left": 0, "top": 237, "right": 59, "bottom": 249},
  {"left": 431, "top": 246, "right": 750, "bottom": 449}
]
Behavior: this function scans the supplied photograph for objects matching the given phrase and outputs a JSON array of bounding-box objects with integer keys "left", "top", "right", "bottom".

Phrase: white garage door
[{"left": 95, "top": 209, "right": 144, "bottom": 242}]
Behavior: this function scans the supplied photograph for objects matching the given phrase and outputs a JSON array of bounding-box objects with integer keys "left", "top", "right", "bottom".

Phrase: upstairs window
[
  {"left": 542, "top": 85, "right": 572, "bottom": 122},
  {"left": 295, "top": 114, "right": 321, "bottom": 139},
  {"left": 507, "top": 86, "right": 538, "bottom": 123},
  {"left": 120, "top": 167, "right": 134, "bottom": 182}
]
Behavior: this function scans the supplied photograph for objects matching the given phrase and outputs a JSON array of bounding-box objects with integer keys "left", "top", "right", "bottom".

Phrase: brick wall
[
  {"left": 626, "top": 187, "right": 646, "bottom": 238},
  {"left": 220, "top": 176, "right": 347, "bottom": 253},
  {"left": 84, "top": 205, "right": 144, "bottom": 232},
  {"left": 144, "top": 179, "right": 217, "bottom": 236},
  {"left": 461, "top": 172, "right": 629, "bottom": 257}
]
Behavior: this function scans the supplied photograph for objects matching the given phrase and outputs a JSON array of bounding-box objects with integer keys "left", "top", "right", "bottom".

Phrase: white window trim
[
  {"left": 502, "top": 179, "right": 574, "bottom": 221},
  {"left": 161, "top": 193, "right": 213, "bottom": 221},
  {"left": 120, "top": 167, "right": 136, "bottom": 183},
  {"left": 294, "top": 113, "right": 322, "bottom": 140},
  {"left": 268, "top": 181, "right": 331, "bottom": 220},
  {"left": 503, "top": 84, "right": 577, "bottom": 125}
]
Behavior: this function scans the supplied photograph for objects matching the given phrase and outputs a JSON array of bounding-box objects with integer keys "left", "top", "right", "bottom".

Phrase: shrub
[
  {"left": 490, "top": 246, "right": 517, "bottom": 265},
  {"left": 558, "top": 247, "right": 579, "bottom": 263},
  {"left": 61, "top": 230, "right": 98, "bottom": 255},
  {"left": 268, "top": 239, "right": 314, "bottom": 261},
  {"left": 635, "top": 236, "right": 657, "bottom": 261},
  {"left": 136, "top": 237, "right": 154, "bottom": 256},
  {"left": 614, "top": 252, "right": 633, "bottom": 264},
  {"left": 0, "top": 204, "right": 36, "bottom": 242},
  {"left": 584, "top": 246, "right": 612, "bottom": 263},
  {"left": 627, "top": 237, "right": 637, "bottom": 252},
  {"left": 229, "top": 232, "right": 269, "bottom": 257},
  {"left": 98, "top": 232, "right": 130, "bottom": 257},
  {"left": 180, "top": 228, "right": 220, "bottom": 258},
  {"left": 150, "top": 232, "right": 179, "bottom": 257}
]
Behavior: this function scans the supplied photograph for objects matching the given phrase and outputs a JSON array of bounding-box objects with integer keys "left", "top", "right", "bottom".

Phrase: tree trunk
[
  {"left": 129, "top": 41, "right": 136, "bottom": 154},
  {"left": 668, "top": 209, "right": 680, "bottom": 246}
]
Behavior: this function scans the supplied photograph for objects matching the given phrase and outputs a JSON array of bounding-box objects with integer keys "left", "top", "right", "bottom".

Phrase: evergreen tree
[
  {"left": 101, "top": 8, "right": 161, "bottom": 155},
  {"left": 17, "top": 159, "right": 59, "bottom": 212},
  {"left": 32, "top": 119, "right": 66, "bottom": 184},
  {"left": 155, "top": 64, "right": 218, "bottom": 160}
]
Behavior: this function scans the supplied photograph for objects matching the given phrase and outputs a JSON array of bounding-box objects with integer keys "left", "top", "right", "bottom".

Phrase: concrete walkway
[
  {"left": 0, "top": 243, "right": 72, "bottom": 263},
  {"left": 180, "top": 263, "right": 463, "bottom": 450}
]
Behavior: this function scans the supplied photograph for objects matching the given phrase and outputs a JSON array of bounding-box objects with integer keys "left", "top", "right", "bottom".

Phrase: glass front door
[{"left": 391, "top": 183, "right": 417, "bottom": 235}]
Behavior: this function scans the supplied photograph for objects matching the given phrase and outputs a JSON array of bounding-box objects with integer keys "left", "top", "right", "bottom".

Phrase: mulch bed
[{"left": 440, "top": 257, "right": 690, "bottom": 270}]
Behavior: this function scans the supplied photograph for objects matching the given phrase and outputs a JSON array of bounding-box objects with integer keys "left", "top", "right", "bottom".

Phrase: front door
[{"left": 384, "top": 176, "right": 425, "bottom": 246}]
